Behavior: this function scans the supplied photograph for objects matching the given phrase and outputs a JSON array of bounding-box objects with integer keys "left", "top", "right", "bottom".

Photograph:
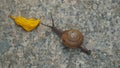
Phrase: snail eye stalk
[
  {"left": 50, "top": 13, "right": 55, "bottom": 27},
  {"left": 41, "top": 23, "right": 52, "bottom": 28},
  {"left": 41, "top": 13, "right": 55, "bottom": 28}
]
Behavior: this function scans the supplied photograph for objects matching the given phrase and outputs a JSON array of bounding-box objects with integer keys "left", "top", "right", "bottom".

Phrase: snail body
[{"left": 41, "top": 14, "right": 91, "bottom": 55}]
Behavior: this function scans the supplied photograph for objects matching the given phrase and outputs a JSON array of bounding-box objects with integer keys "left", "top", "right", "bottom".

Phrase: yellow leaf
[{"left": 10, "top": 16, "right": 41, "bottom": 31}]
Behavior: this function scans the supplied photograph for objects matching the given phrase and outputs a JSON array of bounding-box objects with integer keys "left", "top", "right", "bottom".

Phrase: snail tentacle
[
  {"left": 50, "top": 13, "right": 55, "bottom": 27},
  {"left": 41, "top": 13, "right": 63, "bottom": 37}
]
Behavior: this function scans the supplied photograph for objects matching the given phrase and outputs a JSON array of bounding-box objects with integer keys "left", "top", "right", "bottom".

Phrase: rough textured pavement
[{"left": 0, "top": 0, "right": 120, "bottom": 68}]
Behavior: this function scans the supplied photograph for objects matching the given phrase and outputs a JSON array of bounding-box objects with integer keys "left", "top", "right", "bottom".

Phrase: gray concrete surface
[{"left": 0, "top": 0, "right": 120, "bottom": 68}]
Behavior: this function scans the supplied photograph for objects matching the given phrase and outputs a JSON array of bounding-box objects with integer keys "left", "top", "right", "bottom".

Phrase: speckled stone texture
[{"left": 0, "top": 0, "right": 120, "bottom": 68}]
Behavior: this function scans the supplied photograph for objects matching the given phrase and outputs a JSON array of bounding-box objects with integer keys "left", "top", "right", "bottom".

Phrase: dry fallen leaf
[{"left": 10, "top": 16, "right": 41, "bottom": 31}]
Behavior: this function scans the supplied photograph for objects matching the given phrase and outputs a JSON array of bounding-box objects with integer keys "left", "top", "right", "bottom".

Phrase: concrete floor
[{"left": 0, "top": 0, "right": 120, "bottom": 68}]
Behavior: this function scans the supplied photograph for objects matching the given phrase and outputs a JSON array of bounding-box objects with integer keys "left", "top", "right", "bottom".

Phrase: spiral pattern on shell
[{"left": 61, "top": 29, "right": 84, "bottom": 48}]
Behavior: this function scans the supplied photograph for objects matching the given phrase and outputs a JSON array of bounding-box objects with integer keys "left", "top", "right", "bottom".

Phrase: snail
[{"left": 41, "top": 14, "right": 91, "bottom": 55}]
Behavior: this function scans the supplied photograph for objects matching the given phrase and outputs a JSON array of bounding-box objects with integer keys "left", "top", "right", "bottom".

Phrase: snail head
[
  {"left": 41, "top": 13, "right": 55, "bottom": 29},
  {"left": 41, "top": 13, "right": 63, "bottom": 37}
]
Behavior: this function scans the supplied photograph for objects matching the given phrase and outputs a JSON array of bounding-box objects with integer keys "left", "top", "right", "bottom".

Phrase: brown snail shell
[{"left": 61, "top": 29, "right": 83, "bottom": 48}]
